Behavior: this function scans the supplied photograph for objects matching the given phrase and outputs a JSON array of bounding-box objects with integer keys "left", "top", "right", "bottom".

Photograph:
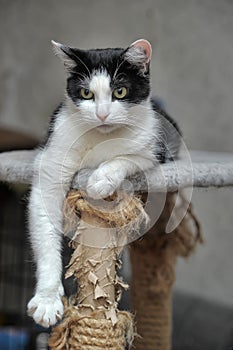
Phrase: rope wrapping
[
  {"left": 49, "top": 299, "right": 134, "bottom": 350},
  {"left": 130, "top": 192, "right": 202, "bottom": 350}
]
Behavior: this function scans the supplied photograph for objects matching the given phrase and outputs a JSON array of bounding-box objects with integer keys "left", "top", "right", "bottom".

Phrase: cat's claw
[{"left": 27, "top": 287, "right": 64, "bottom": 328}]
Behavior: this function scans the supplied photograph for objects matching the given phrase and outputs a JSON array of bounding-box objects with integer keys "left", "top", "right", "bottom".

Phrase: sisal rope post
[
  {"left": 130, "top": 192, "right": 202, "bottom": 350},
  {"left": 48, "top": 189, "right": 201, "bottom": 349},
  {"left": 48, "top": 190, "right": 148, "bottom": 350}
]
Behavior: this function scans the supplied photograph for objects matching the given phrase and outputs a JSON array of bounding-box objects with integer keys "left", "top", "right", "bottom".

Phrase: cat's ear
[
  {"left": 125, "top": 39, "right": 152, "bottom": 73},
  {"left": 51, "top": 40, "right": 77, "bottom": 70}
]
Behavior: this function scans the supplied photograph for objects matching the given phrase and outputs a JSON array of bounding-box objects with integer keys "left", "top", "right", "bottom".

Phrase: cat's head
[{"left": 52, "top": 39, "right": 152, "bottom": 133}]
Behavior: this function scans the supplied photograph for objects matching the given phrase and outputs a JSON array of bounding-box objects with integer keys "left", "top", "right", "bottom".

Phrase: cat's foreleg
[
  {"left": 87, "top": 155, "right": 155, "bottom": 199},
  {"left": 27, "top": 171, "right": 68, "bottom": 327}
]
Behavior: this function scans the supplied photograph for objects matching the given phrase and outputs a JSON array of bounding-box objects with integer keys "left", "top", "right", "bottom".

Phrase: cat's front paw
[
  {"left": 27, "top": 287, "right": 64, "bottom": 328},
  {"left": 87, "top": 166, "right": 122, "bottom": 199}
]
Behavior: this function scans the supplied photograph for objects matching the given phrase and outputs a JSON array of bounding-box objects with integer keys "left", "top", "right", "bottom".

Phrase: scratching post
[
  {"left": 1, "top": 149, "right": 227, "bottom": 348},
  {"left": 130, "top": 193, "right": 202, "bottom": 350},
  {"left": 49, "top": 190, "right": 148, "bottom": 350}
]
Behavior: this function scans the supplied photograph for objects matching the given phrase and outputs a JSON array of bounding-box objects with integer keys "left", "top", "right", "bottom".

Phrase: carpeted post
[{"left": 130, "top": 193, "right": 202, "bottom": 350}]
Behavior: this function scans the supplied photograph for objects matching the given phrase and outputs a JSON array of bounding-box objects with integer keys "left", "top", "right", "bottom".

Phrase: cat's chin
[{"left": 96, "top": 124, "right": 120, "bottom": 134}]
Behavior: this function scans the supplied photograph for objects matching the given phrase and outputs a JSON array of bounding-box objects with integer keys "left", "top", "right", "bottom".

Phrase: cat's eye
[
  {"left": 113, "top": 87, "right": 127, "bottom": 99},
  {"left": 80, "top": 88, "right": 94, "bottom": 100}
]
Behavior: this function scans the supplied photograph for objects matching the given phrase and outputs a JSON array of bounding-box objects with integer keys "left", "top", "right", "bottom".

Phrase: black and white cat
[{"left": 27, "top": 39, "right": 181, "bottom": 327}]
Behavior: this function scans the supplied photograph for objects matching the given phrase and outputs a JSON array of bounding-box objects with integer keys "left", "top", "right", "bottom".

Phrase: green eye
[
  {"left": 80, "top": 88, "right": 94, "bottom": 100},
  {"left": 113, "top": 87, "right": 127, "bottom": 99}
]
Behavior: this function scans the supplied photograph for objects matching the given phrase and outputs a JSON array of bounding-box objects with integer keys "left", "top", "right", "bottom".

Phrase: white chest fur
[{"left": 44, "top": 104, "right": 158, "bottom": 178}]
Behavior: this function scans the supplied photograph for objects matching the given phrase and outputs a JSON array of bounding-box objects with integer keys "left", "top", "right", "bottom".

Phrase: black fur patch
[
  {"left": 40, "top": 103, "right": 64, "bottom": 147},
  {"left": 151, "top": 97, "right": 181, "bottom": 163},
  {"left": 66, "top": 47, "right": 150, "bottom": 105}
]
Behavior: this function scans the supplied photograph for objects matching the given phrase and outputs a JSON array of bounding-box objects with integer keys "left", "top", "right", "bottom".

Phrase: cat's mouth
[{"left": 96, "top": 124, "right": 119, "bottom": 133}]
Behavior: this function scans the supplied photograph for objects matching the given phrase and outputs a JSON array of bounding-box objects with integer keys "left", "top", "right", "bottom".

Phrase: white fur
[
  {"left": 89, "top": 70, "right": 112, "bottom": 119},
  {"left": 28, "top": 71, "right": 159, "bottom": 327}
]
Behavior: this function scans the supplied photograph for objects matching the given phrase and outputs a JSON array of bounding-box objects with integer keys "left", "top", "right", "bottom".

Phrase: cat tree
[{"left": 0, "top": 149, "right": 233, "bottom": 349}]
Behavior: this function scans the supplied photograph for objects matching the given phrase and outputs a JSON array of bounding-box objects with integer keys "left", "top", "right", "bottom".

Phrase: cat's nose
[{"left": 97, "top": 113, "right": 109, "bottom": 122}]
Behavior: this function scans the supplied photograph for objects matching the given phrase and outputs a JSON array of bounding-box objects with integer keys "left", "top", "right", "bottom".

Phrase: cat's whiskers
[
  {"left": 113, "top": 57, "right": 127, "bottom": 81},
  {"left": 67, "top": 108, "right": 157, "bottom": 137},
  {"left": 71, "top": 53, "right": 91, "bottom": 77},
  {"left": 69, "top": 71, "right": 88, "bottom": 80}
]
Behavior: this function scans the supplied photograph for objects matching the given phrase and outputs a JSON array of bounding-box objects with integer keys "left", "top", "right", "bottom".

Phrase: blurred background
[{"left": 0, "top": 0, "right": 233, "bottom": 349}]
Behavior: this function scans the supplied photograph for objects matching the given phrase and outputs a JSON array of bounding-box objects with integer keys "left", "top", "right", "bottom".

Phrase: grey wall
[{"left": 0, "top": 0, "right": 233, "bottom": 305}]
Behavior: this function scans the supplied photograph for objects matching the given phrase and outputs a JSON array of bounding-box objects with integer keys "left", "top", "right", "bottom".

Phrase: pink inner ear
[{"left": 131, "top": 39, "right": 152, "bottom": 63}]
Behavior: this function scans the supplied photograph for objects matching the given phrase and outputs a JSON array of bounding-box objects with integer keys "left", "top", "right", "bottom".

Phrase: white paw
[
  {"left": 27, "top": 286, "right": 64, "bottom": 328},
  {"left": 87, "top": 166, "right": 121, "bottom": 199}
]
